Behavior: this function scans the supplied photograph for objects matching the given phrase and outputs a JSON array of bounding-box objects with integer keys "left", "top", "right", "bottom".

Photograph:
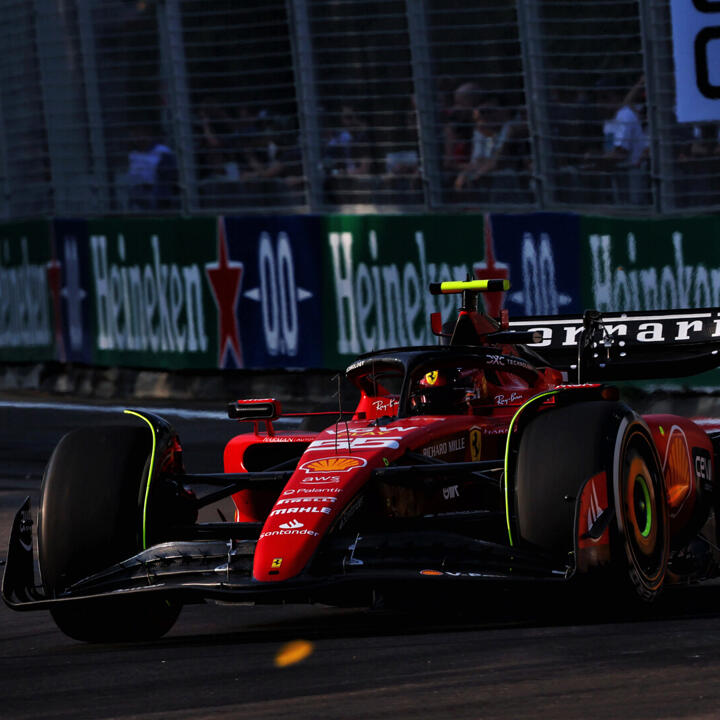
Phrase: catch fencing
[{"left": 0, "top": 0, "right": 717, "bottom": 219}]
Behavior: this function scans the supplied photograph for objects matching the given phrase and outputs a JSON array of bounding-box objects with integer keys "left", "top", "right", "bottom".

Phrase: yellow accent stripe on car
[
  {"left": 503, "top": 391, "right": 559, "bottom": 547},
  {"left": 123, "top": 409, "right": 156, "bottom": 550}
]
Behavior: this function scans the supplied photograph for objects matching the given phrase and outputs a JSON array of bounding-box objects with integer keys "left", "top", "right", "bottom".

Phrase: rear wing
[
  {"left": 427, "top": 279, "right": 720, "bottom": 382},
  {"left": 508, "top": 308, "right": 720, "bottom": 382}
]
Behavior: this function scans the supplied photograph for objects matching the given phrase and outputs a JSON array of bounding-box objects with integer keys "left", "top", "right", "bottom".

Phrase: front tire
[{"left": 38, "top": 425, "right": 182, "bottom": 642}]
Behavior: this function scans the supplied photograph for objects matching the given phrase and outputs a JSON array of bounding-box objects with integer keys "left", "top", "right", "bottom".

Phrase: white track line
[{"left": 0, "top": 399, "right": 226, "bottom": 421}]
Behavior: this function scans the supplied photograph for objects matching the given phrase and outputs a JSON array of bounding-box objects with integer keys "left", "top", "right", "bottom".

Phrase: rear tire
[
  {"left": 514, "top": 401, "right": 668, "bottom": 602},
  {"left": 38, "top": 425, "right": 182, "bottom": 642}
]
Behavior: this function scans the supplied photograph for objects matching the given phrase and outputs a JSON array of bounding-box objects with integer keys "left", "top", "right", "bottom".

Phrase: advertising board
[
  {"left": 0, "top": 220, "right": 54, "bottom": 363},
  {"left": 322, "top": 212, "right": 583, "bottom": 368},
  {"left": 5, "top": 212, "right": 720, "bottom": 391},
  {"left": 581, "top": 215, "right": 720, "bottom": 311}
]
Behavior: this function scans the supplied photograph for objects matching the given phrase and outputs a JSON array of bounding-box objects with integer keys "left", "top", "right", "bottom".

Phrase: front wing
[{"left": 3, "top": 497, "right": 568, "bottom": 611}]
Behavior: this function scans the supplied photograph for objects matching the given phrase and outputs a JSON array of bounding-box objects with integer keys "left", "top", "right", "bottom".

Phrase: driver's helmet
[
  {"left": 411, "top": 369, "right": 463, "bottom": 414},
  {"left": 420, "top": 370, "right": 446, "bottom": 388},
  {"left": 411, "top": 367, "right": 488, "bottom": 415}
]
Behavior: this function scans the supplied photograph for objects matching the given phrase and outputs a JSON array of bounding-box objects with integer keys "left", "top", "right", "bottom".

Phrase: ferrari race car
[{"left": 5, "top": 278, "right": 720, "bottom": 641}]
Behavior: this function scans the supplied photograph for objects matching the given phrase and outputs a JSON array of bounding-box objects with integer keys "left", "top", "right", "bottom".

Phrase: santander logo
[{"left": 279, "top": 519, "right": 304, "bottom": 530}]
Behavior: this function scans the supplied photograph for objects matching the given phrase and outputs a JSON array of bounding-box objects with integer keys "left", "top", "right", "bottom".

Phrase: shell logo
[{"left": 300, "top": 456, "right": 367, "bottom": 473}]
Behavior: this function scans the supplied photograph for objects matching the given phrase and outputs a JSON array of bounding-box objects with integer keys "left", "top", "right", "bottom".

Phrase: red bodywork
[
  {"left": 223, "top": 356, "right": 717, "bottom": 586},
  {"left": 645, "top": 415, "right": 714, "bottom": 540},
  {"left": 9, "top": 279, "right": 720, "bottom": 636},
  {"left": 208, "top": 282, "right": 720, "bottom": 592},
  {"left": 225, "top": 333, "right": 556, "bottom": 583}
]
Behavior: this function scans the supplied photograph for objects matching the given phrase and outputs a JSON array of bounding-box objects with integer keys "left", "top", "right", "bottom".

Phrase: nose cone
[
  {"left": 252, "top": 454, "right": 370, "bottom": 582},
  {"left": 252, "top": 422, "right": 425, "bottom": 582},
  {"left": 252, "top": 498, "right": 337, "bottom": 581}
]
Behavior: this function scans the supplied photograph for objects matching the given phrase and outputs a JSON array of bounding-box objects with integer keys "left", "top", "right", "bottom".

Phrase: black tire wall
[
  {"left": 38, "top": 424, "right": 182, "bottom": 641},
  {"left": 514, "top": 400, "right": 629, "bottom": 557},
  {"left": 38, "top": 426, "right": 151, "bottom": 593}
]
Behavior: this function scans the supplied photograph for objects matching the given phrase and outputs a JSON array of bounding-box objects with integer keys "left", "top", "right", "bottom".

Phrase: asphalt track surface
[{"left": 4, "top": 395, "right": 720, "bottom": 719}]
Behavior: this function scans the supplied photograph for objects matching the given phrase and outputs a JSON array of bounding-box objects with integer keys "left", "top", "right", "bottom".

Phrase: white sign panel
[{"left": 671, "top": 0, "right": 720, "bottom": 122}]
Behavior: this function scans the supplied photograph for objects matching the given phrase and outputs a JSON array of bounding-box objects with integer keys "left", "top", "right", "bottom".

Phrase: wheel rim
[
  {"left": 625, "top": 454, "right": 657, "bottom": 555},
  {"left": 635, "top": 475, "right": 652, "bottom": 537},
  {"left": 620, "top": 438, "right": 667, "bottom": 587}
]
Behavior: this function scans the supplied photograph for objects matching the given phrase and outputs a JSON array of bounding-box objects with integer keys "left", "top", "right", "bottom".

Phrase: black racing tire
[
  {"left": 38, "top": 425, "right": 182, "bottom": 642},
  {"left": 514, "top": 400, "right": 669, "bottom": 602},
  {"left": 515, "top": 401, "right": 626, "bottom": 556}
]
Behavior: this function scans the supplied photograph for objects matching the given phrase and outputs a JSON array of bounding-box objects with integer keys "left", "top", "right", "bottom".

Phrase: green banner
[
  {"left": 6, "top": 212, "right": 720, "bottom": 393},
  {"left": 321, "top": 214, "right": 490, "bottom": 368},
  {"left": 580, "top": 215, "right": 720, "bottom": 388},
  {"left": 86, "top": 217, "right": 217, "bottom": 369},
  {"left": 0, "top": 220, "right": 55, "bottom": 362},
  {"left": 581, "top": 215, "right": 720, "bottom": 312}
]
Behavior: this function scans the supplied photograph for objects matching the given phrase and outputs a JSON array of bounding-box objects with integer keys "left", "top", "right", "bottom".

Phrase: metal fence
[{"left": 0, "top": 0, "right": 718, "bottom": 219}]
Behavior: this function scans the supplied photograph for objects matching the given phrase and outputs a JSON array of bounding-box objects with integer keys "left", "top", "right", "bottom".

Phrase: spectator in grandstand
[
  {"left": 452, "top": 95, "right": 515, "bottom": 193},
  {"left": 502, "top": 107, "right": 535, "bottom": 203},
  {"left": 324, "top": 104, "right": 371, "bottom": 177},
  {"left": 549, "top": 82, "right": 598, "bottom": 165},
  {"left": 678, "top": 123, "right": 720, "bottom": 162},
  {"left": 588, "top": 76, "right": 646, "bottom": 166},
  {"left": 323, "top": 104, "right": 373, "bottom": 204},
  {"left": 124, "top": 125, "right": 177, "bottom": 210},
  {"left": 442, "top": 81, "right": 482, "bottom": 176},
  {"left": 581, "top": 75, "right": 649, "bottom": 204},
  {"left": 197, "top": 97, "right": 245, "bottom": 181},
  {"left": 230, "top": 111, "right": 304, "bottom": 207},
  {"left": 382, "top": 95, "right": 421, "bottom": 203},
  {"left": 676, "top": 122, "right": 720, "bottom": 206},
  {"left": 245, "top": 114, "right": 302, "bottom": 181},
  {"left": 546, "top": 74, "right": 599, "bottom": 202}
]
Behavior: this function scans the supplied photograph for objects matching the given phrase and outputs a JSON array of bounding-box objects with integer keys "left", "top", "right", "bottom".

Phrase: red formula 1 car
[{"left": 5, "top": 279, "right": 720, "bottom": 641}]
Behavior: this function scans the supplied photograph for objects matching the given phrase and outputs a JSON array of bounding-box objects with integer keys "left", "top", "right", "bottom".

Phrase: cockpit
[{"left": 346, "top": 348, "right": 546, "bottom": 420}]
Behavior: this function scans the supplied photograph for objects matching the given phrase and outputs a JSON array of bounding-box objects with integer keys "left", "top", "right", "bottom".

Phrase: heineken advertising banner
[
  {"left": 50, "top": 216, "right": 325, "bottom": 370},
  {"left": 321, "top": 214, "right": 481, "bottom": 365},
  {"left": 485, "top": 212, "right": 581, "bottom": 318},
  {"left": 223, "top": 215, "right": 323, "bottom": 369},
  {"left": 54, "top": 219, "right": 93, "bottom": 364},
  {"left": 581, "top": 215, "right": 720, "bottom": 312},
  {"left": 0, "top": 220, "right": 55, "bottom": 363},
  {"left": 85, "top": 217, "right": 216, "bottom": 369},
  {"left": 4, "top": 212, "right": 720, "bottom": 385},
  {"left": 321, "top": 212, "right": 583, "bottom": 368},
  {"left": 580, "top": 215, "right": 720, "bottom": 386}
]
